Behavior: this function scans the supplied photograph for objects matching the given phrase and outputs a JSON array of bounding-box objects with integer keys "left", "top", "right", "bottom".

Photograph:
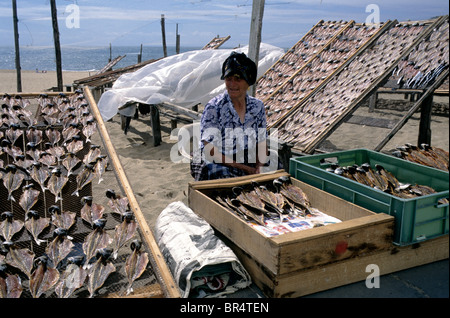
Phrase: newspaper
[
  {"left": 154, "top": 201, "right": 251, "bottom": 298},
  {"left": 247, "top": 208, "right": 342, "bottom": 237}
]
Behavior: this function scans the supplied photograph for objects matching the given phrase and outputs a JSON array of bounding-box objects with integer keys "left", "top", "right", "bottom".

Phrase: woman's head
[{"left": 221, "top": 52, "right": 257, "bottom": 86}]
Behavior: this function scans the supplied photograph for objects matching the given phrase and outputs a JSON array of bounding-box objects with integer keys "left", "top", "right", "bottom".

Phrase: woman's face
[{"left": 225, "top": 74, "right": 249, "bottom": 101}]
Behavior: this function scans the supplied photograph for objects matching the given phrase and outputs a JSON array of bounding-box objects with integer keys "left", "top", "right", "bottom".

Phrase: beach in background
[{"left": 1, "top": 69, "right": 448, "bottom": 230}]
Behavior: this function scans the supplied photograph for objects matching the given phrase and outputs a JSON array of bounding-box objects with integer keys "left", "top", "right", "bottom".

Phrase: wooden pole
[
  {"left": 248, "top": 0, "right": 265, "bottom": 96},
  {"left": 176, "top": 23, "right": 180, "bottom": 54},
  {"left": 161, "top": 14, "right": 167, "bottom": 57},
  {"left": 418, "top": 94, "right": 433, "bottom": 146},
  {"left": 50, "top": 0, "right": 63, "bottom": 91},
  {"left": 12, "top": 0, "right": 22, "bottom": 92},
  {"left": 138, "top": 44, "right": 143, "bottom": 63}
]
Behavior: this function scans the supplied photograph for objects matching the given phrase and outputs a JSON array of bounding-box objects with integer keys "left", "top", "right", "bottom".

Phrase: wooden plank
[
  {"left": 230, "top": 234, "right": 449, "bottom": 297},
  {"left": 84, "top": 86, "right": 181, "bottom": 298},
  {"left": 103, "top": 283, "right": 164, "bottom": 298},
  {"left": 159, "top": 102, "right": 202, "bottom": 120},
  {"left": 345, "top": 115, "right": 397, "bottom": 129}
]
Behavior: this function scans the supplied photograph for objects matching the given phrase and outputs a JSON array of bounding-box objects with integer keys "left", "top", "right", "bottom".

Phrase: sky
[{"left": 0, "top": 0, "right": 448, "bottom": 49}]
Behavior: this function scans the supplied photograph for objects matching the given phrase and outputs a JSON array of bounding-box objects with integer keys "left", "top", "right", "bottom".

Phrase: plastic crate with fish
[
  {"left": 0, "top": 90, "right": 178, "bottom": 298},
  {"left": 289, "top": 148, "right": 449, "bottom": 246}
]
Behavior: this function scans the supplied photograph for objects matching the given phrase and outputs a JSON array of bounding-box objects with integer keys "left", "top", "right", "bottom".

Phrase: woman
[{"left": 191, "top": 52, "right": 269, "bottom": 181}]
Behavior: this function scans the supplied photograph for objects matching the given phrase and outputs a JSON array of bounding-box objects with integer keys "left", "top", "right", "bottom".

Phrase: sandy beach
[{"left": 1, "top": 69, "right": 448, "bottom": 231}]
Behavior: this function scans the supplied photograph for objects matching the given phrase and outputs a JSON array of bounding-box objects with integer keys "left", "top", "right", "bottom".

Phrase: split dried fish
[
  {"left": 47, "top": 167, "right": 69, "bottom": 203},
  {"left": 55, "top": 256, "right": 88, "bottom": 298},
  {"left": 45, "top": 228, "right": 74, "bottom": 268},
  {"left": 82, "top": 119, "right": 97, "bottom": 143},
  {"left": 49, "top": 205, "right": 76, "bottom": 232},
  {"left": 29, "top": 256, "right": 60, "bottom": 298},
  {"left": 3, "top": 242, "right": 35, "bottom": 279},
  {"left": 45, "top": 126, "right": 61, "bottom": 146},
  {"left": 29, "top": 162, "right": 49, "bottom": 194},
  {"left": 65, "top": 135, "right": 84, "bottom": 154},
  {"left": 24, "top": 210, "right": 50, "bottom": 246},
  {"left": 72, "top": 164, "right": 95, "bottom": 197},
  {"left": 0, "top": 212, "right": 24, "bottom": 242},
  {"left": 2, "top": 164, "right": 25, "bottom": 201},
  {"left": 62, "top": 152, "right": 81, "bottom": 177},
  {"left": 83, "top": 144, "right": 102, "bottom": 165},
  {"left": 87, "top": 247, "right": 116, "bottom": 298},
  {"left": 112, "top": 212, "right": 138, "bottom": 260},
  {"left": 19, "top": 184, "right": 40, "bottom": 213},
  {"left": 80, "top": 196, "right": 105, "bottom": 227},
  {"left": 0, "top": 260, "right": 23, "bottom": 298},
  {"left": 94, "top": 155, "right": 108, "bottom": 184},
  {"left": 124, "top": 240, "right": 149, "bottom": 296},
  {"left": 82, "top": 218, "right": 113, "bottom": 269},
  {"left": 106, "top": 189, "right": 130, "bottom": 217}
]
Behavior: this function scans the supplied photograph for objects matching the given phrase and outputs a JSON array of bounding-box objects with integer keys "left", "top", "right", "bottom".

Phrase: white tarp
[{"left": 97, "top": 43, "right": 285, "bottom": 121}]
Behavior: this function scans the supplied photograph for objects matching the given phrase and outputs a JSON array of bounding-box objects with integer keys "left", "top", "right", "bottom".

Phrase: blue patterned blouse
[{"left": 200, "top": 91, "right": 267, "bottom": 164}]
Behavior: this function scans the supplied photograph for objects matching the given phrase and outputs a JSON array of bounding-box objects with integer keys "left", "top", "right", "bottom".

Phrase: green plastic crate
[{"left": 289, "top": 148, "right": 449, "bottom": 246}]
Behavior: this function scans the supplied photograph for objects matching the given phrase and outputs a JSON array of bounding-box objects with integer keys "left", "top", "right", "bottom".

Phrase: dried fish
[
  {"left": 124, "top": 240, "right": 149, "bottom": 295},
  {"left": 82, "top": 218, "right": 113, "bottom": 269},
  {"left": 29, "top": 256, "right": 60, "bottom": 298},
  {"left": 83, "top": 144, "right": 102, "bottom": 165},
  {"left": 106, "top": 189, "right": 130, "bottom": 217},
  {"left": 94, "top": 155, "right": 108, "bottom": 184},
  {"left": 47, "top": 167, "right": 69, "bottom": 203},
  {"left": 80, "top": 196, "right": 105, "bottom": 227},
  {"left": 55, "top": 256, "right": 88, "bottom": 298},
  {"left": 0, "top": 261, "right": 23, "bottom": 298},
  {"left": 3, "top": 242, "right": 34, "bottom": 279},
  {"left": 29, "top": 162, "right": 49, "bottom": 194},
  {"left": 112, "top": 212, "right": 138, "bottom": 260},
  {"left": 62, "top": 152, "right": 81, "bottom": 177},
  {"left": 24, "top": 210, "right": 50, "bottom": 246},
  {"left": 82, "top": 119, "right": 97, "bottom": 143},
  {"left": 48, "top": 205, "right": 76, "bottom": 232},
  {"left": 273, "top": 176, "right": 313, "bottom": 214},
  {"left": 5, "top": 124, "right": 23, "bottom": 146},
  {"left": 26, "top": 126, "right": 42, "bottom": 145},
  {"left": 2, "top": 164, "right": 25, "bottom": 201},
  {"left": 45, "top": 228, "right": 74, "bottom": 268},
  {"left": 65, "top": 135, "right": 84, "bottom": 154},
  {"left": 45, "top": 126, "right": 61, "bottom": 146},
  {"left": 72, "top": 164, "right": 95, "bottom": 197},
  {"left": 87, "top": 247, "right": 116, "bottom": 298},
  {"left": 19, "top": 184, "right": 40, "bottom": 213},
  {"left": 0, "top": 212, "right": 24, "bottom": 242}
]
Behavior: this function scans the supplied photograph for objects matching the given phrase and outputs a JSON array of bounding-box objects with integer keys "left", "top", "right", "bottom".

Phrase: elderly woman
[{"left": 191, "top": 52, "right": 269, "bottom": 181}]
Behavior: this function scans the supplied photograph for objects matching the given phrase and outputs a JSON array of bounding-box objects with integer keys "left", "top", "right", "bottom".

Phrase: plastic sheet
[{"left": 97, "top": 43, "right": 285, "bottom": 121}]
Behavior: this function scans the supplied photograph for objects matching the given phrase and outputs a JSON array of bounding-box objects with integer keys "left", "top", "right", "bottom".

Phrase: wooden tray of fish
[
  {"left": 188, "top": 171, "right": 394, "bottom": 276},
  {"left": 274, "top": 16, "right": 446, "bottom": 154},
  {"left": 0, "top": 90, "right": 178, "bottom": 298}
]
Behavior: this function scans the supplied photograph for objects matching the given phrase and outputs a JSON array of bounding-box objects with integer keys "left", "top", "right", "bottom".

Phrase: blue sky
[{"left": 0, "top": 0, "right": 448, "bottom": 49}]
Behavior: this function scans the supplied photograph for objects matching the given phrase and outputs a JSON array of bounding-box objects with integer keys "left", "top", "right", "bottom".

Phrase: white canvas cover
[{"left": 97, "top": 43, "right": 285, "bottom": 121}]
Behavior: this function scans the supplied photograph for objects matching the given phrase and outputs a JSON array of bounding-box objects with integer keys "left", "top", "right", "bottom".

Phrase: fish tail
[
  {"left": 98, "top": 178, "right": 103, "bottom": 184},
  {"left": 72, "top": 190, "right": 79, "bottom": 197}
]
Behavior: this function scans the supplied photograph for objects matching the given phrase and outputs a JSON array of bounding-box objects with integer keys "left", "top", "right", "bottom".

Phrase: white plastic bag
[
  {"left": 154, "top": 201, "right": 251, "bottom": 298},
  {"left": 97, "top": 43, "right": 284, "bottom": 121}
]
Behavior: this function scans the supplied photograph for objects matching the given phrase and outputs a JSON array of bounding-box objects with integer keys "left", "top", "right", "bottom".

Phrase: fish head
[
  {"left": 130, "top": 240, "right": 142, "bottom": 252},
  {"left": 48, "top": 205, "right": 61, "bottom": 215},
  {"left": 1, "top": 211, "right": 14, "bottom": 222},
  {"left": 93, "top": 218, "right": 107, "bottom": 230},
  {"left": 81, "top": 196, "right": 93, "bottom": 206},
  {"left": 105, "top": 189, "right": 116, "bottom": 199},
  {"left": 53, "top": 227, "right": 69, "bottom": 239},
  {"left": 96, "top": 247, "right": 113, "bottom": 263},
  {"left": 67, "top": 255, "right": 85, "bottom": 266},
  {"left": 26, "top": 210, "right": 40, "bottom": 220}
]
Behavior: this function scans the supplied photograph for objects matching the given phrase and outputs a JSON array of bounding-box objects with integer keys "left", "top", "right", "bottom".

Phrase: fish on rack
[
  {"left": 106, "top": 189, "right": 130, "bottom": 217},
  {"left": 48, "top": 205, "right": 76, "bottom": 233},
  {"left": 54, "top": 255, "right": 88, "bottom": 298},
  {"left": 65, "top": 135, "right": 84, "bottom": 154},
  {"left": 124, "top": 240, "right": 149, "bottom": 296},
  {"left": 29, "top": 255, "right": 60, "bottom": 298},
  {"left": 47, "top": 167, "right": 69, "bottom": 203},
  {"left": 0, "top": 212, "right": 24, "bottom": 242},
  {"left": 2, "top": 164, "right": 26, "bottom": 201},
  {"left": 80, "top": 196, "right": 105, "bottom": 227},
  {"left": 29, "top": 162, "right": 49, "bottom": 194},
  {"left": 45, "top": 126, "right": 61, "bottom": 147},
  {"left": 82, "top": 218, "right": 113, "bottom": 269},
  {"left": 112, "top": 212, "right": 138, "bottom": 260},
  {"left": 45, "top": 228, "right": 74, "bottom": 269},
  {"left": 82, "top": 119, "right": 97, "bottom": 143},
  {"left": 26, "top": 126, "right": 42, "bottom": 145},
  {"left": 94, "top": 155, "right": 108, "bottom": 184},
  {"left": 62, "top": 152, "right": 81, "bottom": 177},
  {"left": 2, "top": 241, "right": 35, "bottom": 279},
  {"left": 0, "top": 258, "right": 23, "bottom": 298},
  {"left": 83, "top": 144, "right": 102, "bottom": 165},
  {"left": 87, "top": 247, "right": 116, "bottom": 298},
  {"left": 72, "top": 163, "right": 95, "bottom": 197},
  {"left": 24, "top": 210, "right": 50, "bottom": 246}
]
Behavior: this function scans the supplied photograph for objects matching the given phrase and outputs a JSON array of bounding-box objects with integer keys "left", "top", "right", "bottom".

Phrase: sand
[{"left": 1, "top": 69, "right": 448, "bottom": 231}]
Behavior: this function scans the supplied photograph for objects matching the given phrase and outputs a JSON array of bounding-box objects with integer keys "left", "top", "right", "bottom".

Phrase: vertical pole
[
  {"left": 418, "top": 94, "right": 433, "bottom": 146},
  {"left": 138, "top": 44, "right": 143, "bottom": 63},
  {"left": 50, "top": 0, "right": 63, "bottom": 91},
  {"left": 248, "top": 0, "right": 265, "bottom": 96},
  {"left": 109, "top": 43, "right": 112, "bottom": 62},
  {"left": 12, "top": 0, "right": 22, "bottom": 92},
  {"left": 161, "top": 14, "right": 167, "bottom": 57},
  {"left": 176, "top": 23, "right": 180, "bottom": 54}
]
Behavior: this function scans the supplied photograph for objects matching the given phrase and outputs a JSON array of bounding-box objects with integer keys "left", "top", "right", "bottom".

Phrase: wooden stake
[
  {"left": 248, "top": 0, "right": 265, "bottom": 96},
  {"left": 161, "top": 14, "right": 167, "bottom": 57},
  {"left": 50, "top": 0, "right": 63, "bottom": 91},
  {"left": 12, "top": 0, "right": 22, "bottom": 92}
]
